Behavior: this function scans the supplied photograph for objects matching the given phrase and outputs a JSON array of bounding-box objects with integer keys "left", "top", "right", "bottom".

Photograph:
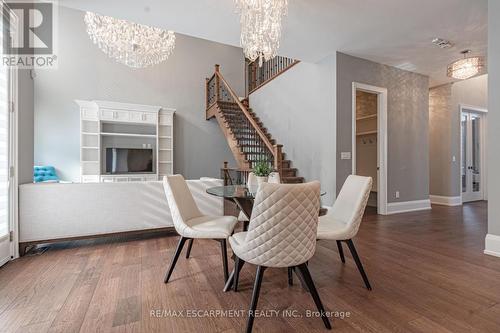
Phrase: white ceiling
[{"left": 61, "top": 0, "right": 488, "bottom": 86}]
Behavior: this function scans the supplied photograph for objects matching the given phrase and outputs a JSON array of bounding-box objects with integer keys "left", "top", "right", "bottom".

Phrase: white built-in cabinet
[{"left": 75, "top": 100, "right": 175, "bottom": 183}]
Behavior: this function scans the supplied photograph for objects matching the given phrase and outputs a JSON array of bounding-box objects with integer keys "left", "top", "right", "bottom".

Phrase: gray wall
[
  {"left": 488, "top": 0, "right": 500, "bottom": 236},
  {"left": 336, "top": 52, "right": 430, "bottom": 203},
  {"left": 249, "top": 56, "right": 337, "bottom": 205},
  {"left": 429, "top": 84, "right": 453, "bottom": 197},
  {"left": 18, "top": 69, "right": 34, "bottom": 184},
  {"left": 34, "top": 6, "right": 242, "bottom": 182},
  {"left": 429, "top": 75, "right": 487, "bottom": 198}
]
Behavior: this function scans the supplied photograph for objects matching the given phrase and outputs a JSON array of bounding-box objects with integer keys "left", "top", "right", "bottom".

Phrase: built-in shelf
[
  {"left": 357, "top": 130, "right": 378, "bottom": 136},
  {"left": 101, "top": 132, "right": 157, "bottom": 138},
  {"left": 356, "top": 114, "right": 377, "bottom": 121},
  {"left": 76, "top": 99, "right": 175, "bottom": 183}
]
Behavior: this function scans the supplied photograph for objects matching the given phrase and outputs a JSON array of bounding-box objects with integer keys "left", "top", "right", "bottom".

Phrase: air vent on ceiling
[{"left": 432, "top": 38, "right": 454, "bottom": 49}]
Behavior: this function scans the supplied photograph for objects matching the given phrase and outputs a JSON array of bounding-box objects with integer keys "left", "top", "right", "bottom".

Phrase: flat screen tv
[{"left": 105, "top": 148, "right": 153, "bottom": 174}]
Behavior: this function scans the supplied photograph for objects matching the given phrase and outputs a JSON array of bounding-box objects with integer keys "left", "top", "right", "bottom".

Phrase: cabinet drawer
[{"left": 81, "top": 175, "right": 100, "bottom": 183}]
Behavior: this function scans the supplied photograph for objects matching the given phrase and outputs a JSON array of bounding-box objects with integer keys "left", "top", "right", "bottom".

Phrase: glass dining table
[{"left": 206, "top": 185, "right": 327, "bottom": 231}]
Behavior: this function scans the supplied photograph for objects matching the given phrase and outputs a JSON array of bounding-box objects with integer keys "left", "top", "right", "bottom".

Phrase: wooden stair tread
[{"left": 282, "top": 176, "right": 305, "bottom": 183}]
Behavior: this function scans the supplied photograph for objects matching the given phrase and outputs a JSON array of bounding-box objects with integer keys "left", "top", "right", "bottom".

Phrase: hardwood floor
[{"left": 1, "top": 202, "right": 499, "bottom": 332}]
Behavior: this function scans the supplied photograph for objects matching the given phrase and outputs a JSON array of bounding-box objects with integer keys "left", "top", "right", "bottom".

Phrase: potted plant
[{"left": 252, "top": 161, "right": 273, "bottom": 185}]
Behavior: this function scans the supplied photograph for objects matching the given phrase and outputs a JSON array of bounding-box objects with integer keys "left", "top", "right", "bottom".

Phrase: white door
[
  {"left": 0, "top": 19, "right": 11, "bottom": 266},
  {"left": 461, "top": 111, "right": 485, "bottom": 202}
]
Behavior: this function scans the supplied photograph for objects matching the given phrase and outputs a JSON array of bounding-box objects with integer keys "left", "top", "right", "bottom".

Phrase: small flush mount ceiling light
[{"left": 447, "top": 50, "right": 485, "bottom": 80}]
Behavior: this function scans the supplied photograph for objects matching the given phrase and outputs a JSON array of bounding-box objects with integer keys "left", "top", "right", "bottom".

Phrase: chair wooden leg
[
  {"left": 233, "top": 256, "right": 245, "bottom": 292},
  {"left": 246, "top": 266, "right": 266, "bottom": 333},
  {"left": 297, "top": 263, "right": 332, "bottom": 330},
  {"left": 336, "top": 240, "right": 345, "bottom": 263},
  {"left": 288, "top": 267, "right": 293, "bottom": 286},
  {"left": 185, "top": 239, "right": 194, "bottom": 258},
  {"left": 164, "top": 237, "right": 188, "bottom": 283},
  {"left": 345, "top": 239, "right": 372, "bottom": 290},
  {"left": 219, "top": 239, "right": 229, "bottom": 282}
]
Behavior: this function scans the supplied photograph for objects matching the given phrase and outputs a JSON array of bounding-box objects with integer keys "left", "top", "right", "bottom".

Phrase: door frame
[
  {"left": 460, "top": 104, "right": 487, "bottom": 203},
  {"left": 352, "top": 82, "right": 388, "bottom": 215}
]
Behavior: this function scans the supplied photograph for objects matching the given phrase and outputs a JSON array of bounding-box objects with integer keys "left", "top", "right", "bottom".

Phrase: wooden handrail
[
  {"left": 246, "top": 56, "right": 300, "bottom": 95},
  {"left": 214, "top": 65, "right": 276, "bottom": 155}
]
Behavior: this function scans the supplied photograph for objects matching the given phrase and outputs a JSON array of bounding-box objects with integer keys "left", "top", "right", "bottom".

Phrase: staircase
[{"left": 206, "top": 64, "right": 304, "bottom": 184}]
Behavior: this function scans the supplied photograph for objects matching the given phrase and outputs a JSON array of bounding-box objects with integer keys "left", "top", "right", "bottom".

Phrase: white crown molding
[
  {"left": 75, "top": 100, "right": 176, "bottom": 114},
  {"left": 484, "top": 234, "right": 500, "bottom": 258},
  {"left": 386, "top": 199, "right": 431, "bottom": 215},
  {"left": 429, "top": 195, "right": 462, "bottom": 206}
]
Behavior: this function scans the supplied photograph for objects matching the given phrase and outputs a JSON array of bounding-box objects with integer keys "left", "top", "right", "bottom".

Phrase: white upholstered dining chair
[
  {"left": 162, "top": 175, "right": 238, "bottom": 285},
  {"left": 229, "top": 181, "right": 331, "bottom": 332},
  {"left": 237, "top": 171, "right": 280, "bottom": 223},
  {"left": 317, "top": 175, "right": 373, "bottom": 290}
]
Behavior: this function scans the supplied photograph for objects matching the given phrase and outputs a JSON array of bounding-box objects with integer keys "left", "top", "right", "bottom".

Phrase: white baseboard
[
  {"left": 484, "top": 234, "right": 500, "bottom": 258},
  {"left": 386, "top": 199, "right": 432, "bottom": 215},
  {"left": 429, "top": 195, "right": 462, "bottom": 206}
]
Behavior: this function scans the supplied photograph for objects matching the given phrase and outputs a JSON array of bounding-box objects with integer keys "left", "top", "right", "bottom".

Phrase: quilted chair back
[
  {"left": 163, "top": 175, "right": 202, "bottom": 236},
  {"left": 243, "top": 181, "right": 321, "bottom": 267},
  {"left": 330, "top": 175, "right": 372, "bottom": 239}
]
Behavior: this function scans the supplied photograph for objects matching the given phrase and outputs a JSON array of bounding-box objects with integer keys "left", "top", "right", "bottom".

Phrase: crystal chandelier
[
  {"left": 447, "top": 50, "right": 485, "bottom": 80},
  {"left": 84, "top": 12, "right": 176, "bottom": 69},
  {"left": 235, "top": 0, "right": 288, "bottom": 66}
]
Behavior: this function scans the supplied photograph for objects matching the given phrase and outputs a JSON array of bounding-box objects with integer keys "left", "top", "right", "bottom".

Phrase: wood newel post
[
  {"left": 215, "top": 64, "right": 221, "bottom": 102},
  {"left": 274, "top": 144, "right": 283, "bottom": 178},
  {"left": 205, "top": 77, "right": 209, "bottom": 109},
  {"left": 223, "top": 161, "right": 229, "bottom": 186}
]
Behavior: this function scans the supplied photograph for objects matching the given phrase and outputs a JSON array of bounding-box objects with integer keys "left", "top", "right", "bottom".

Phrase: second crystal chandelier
[
  {"left": 235, "top": 0, "right": 288, "bottom": 66},
  {"left": 84, "top": 12, "right": 176, "bottom": 69}
]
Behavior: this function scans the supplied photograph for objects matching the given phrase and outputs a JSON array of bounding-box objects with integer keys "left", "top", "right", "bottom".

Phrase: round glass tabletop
[{"left": 206, "top": 185, "right": 326, "bottom": 199}]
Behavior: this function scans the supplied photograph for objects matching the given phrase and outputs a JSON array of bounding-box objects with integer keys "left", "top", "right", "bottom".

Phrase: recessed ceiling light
[{"left": 432, "top": 38, "right": 454, "bottom": 49}]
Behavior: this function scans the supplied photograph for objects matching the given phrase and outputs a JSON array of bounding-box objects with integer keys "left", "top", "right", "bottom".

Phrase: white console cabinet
[{"left": 75, "top": 100, "right": 175, "bottom": 183}]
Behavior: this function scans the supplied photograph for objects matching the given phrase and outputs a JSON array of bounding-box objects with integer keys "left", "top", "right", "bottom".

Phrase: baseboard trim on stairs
[
  {"left": 429, "top": 195, "right": 462, "bottom": 206},
  {"left": 386, "top": 199, "right": 432, "bottom": 215},
  {"left": 484, "top": 234, "right": 500, "bottom": 258}
]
